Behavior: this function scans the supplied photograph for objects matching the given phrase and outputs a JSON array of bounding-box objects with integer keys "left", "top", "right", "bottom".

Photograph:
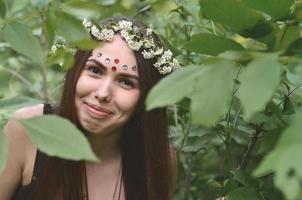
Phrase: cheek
[{"left": 117, "top": 90, "right": 140, "bottom": 114}]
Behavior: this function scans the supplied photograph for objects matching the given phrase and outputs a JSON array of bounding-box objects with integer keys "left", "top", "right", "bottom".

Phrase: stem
[
  {"left": 0, "top": 66, "right": 33, "bottom": 87},
  {"left": 211, "top": 21, "right": 217, "bottom": 35},
  {"left": 173, "top": 104, "right": 179, "bottom": 127},
  {"left": 238, "top": 124, "right": 263, "bottom": 169},
  {"left": 39, "top": 12, "right": 49, "bottom": 102},
  {"left": 182, "top": 155, "right": 194, "bottom": 200},
  {"left": 0, "top": 11, "right": 39, "bottom": 26},
  {"left": 277, "top": 82, "right": 302, "bottom": 108},
  {"left": 226, "top": 66, "right": 242, "bottom": 134}
]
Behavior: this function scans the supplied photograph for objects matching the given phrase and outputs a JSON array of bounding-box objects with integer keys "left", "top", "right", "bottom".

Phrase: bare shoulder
[
  {"left": 0, "top": 103, "right": 44, "bottom": 199},
  {"left": 13, "top": 103, "right": 45, "bottom": 119},
  {"left": 4, "top": 103, "right": 44, "bottom": 145}
]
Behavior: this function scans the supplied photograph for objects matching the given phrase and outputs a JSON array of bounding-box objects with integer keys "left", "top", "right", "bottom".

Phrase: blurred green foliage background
[{"left": 1, "top": 0, "right": 302, "bottom": 199}]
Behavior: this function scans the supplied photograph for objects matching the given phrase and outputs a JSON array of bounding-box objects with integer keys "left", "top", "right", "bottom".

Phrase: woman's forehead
[{"left": 89, "top": 35, "right": 138, "bottom": 75}]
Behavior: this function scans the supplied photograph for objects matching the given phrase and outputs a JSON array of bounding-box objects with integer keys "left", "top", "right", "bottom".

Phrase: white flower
[
  {"left": 153, "top": 61, "right": 161, "bottom": 68},
  {"left": 162, "top": 50, "right": 173, "bottom": 61},
  {"left": 51, "top": 45, "right": 57, "bottom": 52},
  {"left": 120, "top": 30, "right": 135, "bottom": 41},
  {"left": 91, "top": 25, "right": 100, "bottom": 38},
  {"left": 133, "top": 26, "right": 139, "bottom": 33},
  {"left": 146, "top": 28, "right": 152, "bottom": 36},
  {"left": 101, "top": 29, "right": 114, "bottom": 41},
  {"left": 127, "top": 40, "right": 143, "bottom": 51},
  {"left": 169, "top": 58, "right": 180, "bottom": 70},
  {"left": 162, "top": 66, "right": 172, "bottom": 73},
  {"left": 142, "top": 49, "right": 155, "bottom": 59},
  {"left": 144, "top": 38, "right": 155, "bottom": 48},
  {"left": 154, "top": 47, "right": 163, "bottom": 56},
  {"left": 82, "top": 19, "right": 92, "bottom": 30},
  {"left": 118, "top": 20, "right": 133, "bottom": 31}
]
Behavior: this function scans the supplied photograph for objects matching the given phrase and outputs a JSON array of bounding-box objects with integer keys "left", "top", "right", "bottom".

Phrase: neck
[{"left": 85, "top": 130, "right": 122, "bottom": 162}]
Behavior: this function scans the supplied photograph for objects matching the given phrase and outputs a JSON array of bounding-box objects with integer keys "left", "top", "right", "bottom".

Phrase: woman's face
[{"left": 75, "top": 35, "right": 140, "bottom": 136}]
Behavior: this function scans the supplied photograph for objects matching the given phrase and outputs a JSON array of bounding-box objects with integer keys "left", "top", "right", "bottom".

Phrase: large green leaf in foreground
[
  {"left": 2, "top": 22, "right": 43, "bottom": 64},
  {"left": 238, "top": 53, "right": 281, "bottom": 121},
  {"left": 200, "top": 0, "right": 272, "bottom": 38},
  {"left": 190, "top": 60, "right": 236, "bottom": 127},
  {"left": 185, "top": 33, "right": 244, "bottom": 56},
  {"left": 19, "top": 115, "right": 99, "bottom": 162},
  {"left": 241, "top": 0, "right": 294, "bottom": 20},
  {"left": 147, "top": 60, "right": 237, "bottom": 127},
  {"left": 0, "top": 129, "right": 7, "bottom": 172},
  {"left": 254, "top": 113, "right": 302, "bottom": 199},
  {"left": 146, "top": 65, "right": 204, "bottom": 110},
  {"left": 226, "top": 187, "right": 262, "bottom": 200}
]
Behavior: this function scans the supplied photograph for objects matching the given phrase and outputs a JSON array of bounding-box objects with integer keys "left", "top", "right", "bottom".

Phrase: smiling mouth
[{"left": 84, "top": 102, "right": 113, "bottom": 119}]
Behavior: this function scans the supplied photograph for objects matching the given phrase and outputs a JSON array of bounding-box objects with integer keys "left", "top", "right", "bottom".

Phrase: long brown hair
[{"left": 33, "top": 16, "right": 174, "bottom": 200}]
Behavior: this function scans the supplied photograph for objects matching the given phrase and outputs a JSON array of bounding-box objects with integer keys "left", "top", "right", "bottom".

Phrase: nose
[{"left": 93, "top": 78, "right": 112, "bottom": 103}]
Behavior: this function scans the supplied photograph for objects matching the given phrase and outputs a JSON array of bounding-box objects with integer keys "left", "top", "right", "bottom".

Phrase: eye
[
  {"left": 119, "top": 79, "right": 135, "bottom": 89},
  {"left": 86, "top": 66, "right": 102, "bottom": 77}
]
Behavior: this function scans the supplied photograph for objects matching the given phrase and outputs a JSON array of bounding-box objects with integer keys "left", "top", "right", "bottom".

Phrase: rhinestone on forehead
[
  {"left": 132, "top": 65, "right": 137, "bottom": 71},
  {"left": 122, "top": 64, "right": 128, "bottom": 70},
  {"left": 105, "top": 58, "right": 110, "bottom": 64},
  {"left": 112, "top": 66, "right": 117, "bottom": 72},
  {"left": 114, "top": 59, "right": 119, "bottom": 64},
  {"left": 97, "top": 52, "right": 102, "bottom": 57}
]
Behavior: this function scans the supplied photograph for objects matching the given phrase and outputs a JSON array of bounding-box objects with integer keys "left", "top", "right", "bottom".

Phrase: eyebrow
[{"left": 87, "top": 59, "right": 139, "bottom": 80}]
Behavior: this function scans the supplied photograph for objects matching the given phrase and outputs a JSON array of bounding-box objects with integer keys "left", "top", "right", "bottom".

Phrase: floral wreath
[{"left": 82, "top": 19, "right": 180, "bottom": 75}]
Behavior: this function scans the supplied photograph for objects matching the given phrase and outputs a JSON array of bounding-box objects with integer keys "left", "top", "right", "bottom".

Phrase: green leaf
[
  {"left": 200, "top": 0, "right": 272, "bottom": 38},
  {"left": 55, "top": 10, "right": 90, "bottom": 43},
  {"left": 241, "top": 0, "right": 294, "bottom": 20},
  {"left": 253, "top": 150, "right": 279, "bottom": 177},
  {"left": 185, "top": 33, "right": 244, "bottom": 56},
  {"left": 30, "top": 0, "right": 51, "bottom": 9},
  {"left": 226, "top": 187, "right": 262, "bottom": 200},
  {"left": 0, "top": 96, "right": 42, "bottom": 110},
  {"left": 60, "top": 1, "right": 104, "bottom": 18},
  {"left": 0, "top": 0, "right": 6, "bottom": 18},
  {"left": 146, "top": 65, "right": 203, "bottom": 110},
  {"left": 2, "top": 22, "right": 43, "bottom": 64},
  {"left": 44, "top": 6, "right": 56, "bottom": 47},
  {"left": 238, "top": 53, "right": 281, "bottom": 121},
  {"left": 274, "top": 25, "right": 300, "bottom": 51},
  {"left": 18, "top": 115, "right": 99, "bottom": 162},
  {"left": 274, "top": 146, "right": 302, "bottom": 200},
  {"left": 287, "top": 38, "right": 302, "bottom": 55},
  {"left": 258, "top": 129, "right": 283, "bottom": 153},
  {"left": 231, "top": 170, "right": 257, "bottom": 187},
  {"left": 0, "top": 129, "right": 7, "bottom": 172},
  {"left": 254, "top": 113, "right": 302, "bottom": 199},
  {"left": 73, "top": 38, "right": 100, "bottom": 50},
  {"left": 190, "top": 60, "right": 236, "bottom": 127}
]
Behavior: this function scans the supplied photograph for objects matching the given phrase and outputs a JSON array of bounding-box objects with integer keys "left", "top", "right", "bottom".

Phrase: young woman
[{"left": 0, "top": 16, "right": 179, "bottom": 200}]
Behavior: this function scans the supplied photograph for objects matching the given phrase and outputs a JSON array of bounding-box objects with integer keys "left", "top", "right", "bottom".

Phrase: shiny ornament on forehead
[
  {"left": 105, "top": 58, "right": 110, "bottom": 63},
  {"left": 97, "top": 52, "right": 102, "bottom": 57},
  {"left": 111, "top": 66, "right": 117, "bottom": 72},
  {"left": 122, "top": 64, "right": 128, "bottom": 70},
  {"left": 132, "top": 65, "right": 137, "bottom": 71}
]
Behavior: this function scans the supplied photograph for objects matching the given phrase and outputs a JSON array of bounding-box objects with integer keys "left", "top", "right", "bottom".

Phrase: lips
[{"left": 84, "top": 102, "right": 113, "bottom": 118}]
